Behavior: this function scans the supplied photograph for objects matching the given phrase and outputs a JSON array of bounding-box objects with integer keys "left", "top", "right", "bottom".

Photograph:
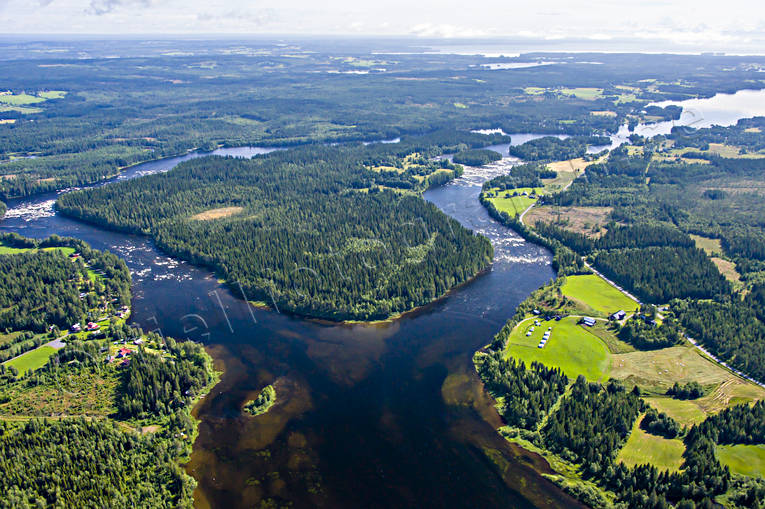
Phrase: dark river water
[{"left": 0, "top": 141, "right": 587, "bottom": 508}]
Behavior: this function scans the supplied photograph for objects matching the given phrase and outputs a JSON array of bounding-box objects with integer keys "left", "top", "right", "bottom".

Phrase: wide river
[{"left": 1, "top": 88, "right": 763, "bottom": 508}]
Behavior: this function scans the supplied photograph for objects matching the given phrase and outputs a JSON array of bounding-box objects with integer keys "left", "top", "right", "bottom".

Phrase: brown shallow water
[{"left": 2, "top": 147, "right": 583, "bottom": 508}]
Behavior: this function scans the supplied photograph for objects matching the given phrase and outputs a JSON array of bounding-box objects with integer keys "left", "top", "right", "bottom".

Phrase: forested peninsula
[
  {"left": 57, "top": 134, "right": 497, "bottom": 321},
  {"left": 0, "top": 234, "right": 218, "bottom": 507}
]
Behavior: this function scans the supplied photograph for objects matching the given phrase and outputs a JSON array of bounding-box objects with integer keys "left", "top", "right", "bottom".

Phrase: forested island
[
  {"left": 57, "top": 137, "right": 496, "bottom": 321},
  {"left": 475, "top": 118, "right": 765, "bottom": 508},
  {"left": 0, "top": 234, "right": 217, "bottom": 507}
]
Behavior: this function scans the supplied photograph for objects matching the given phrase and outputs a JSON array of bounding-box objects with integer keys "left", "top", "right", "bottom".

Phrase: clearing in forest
[
  {"left": 191, "top": 206, "right": 244, "bottom": 221},
  {"left": 524, "top": 205, "right": 612, "bottom": 238}
]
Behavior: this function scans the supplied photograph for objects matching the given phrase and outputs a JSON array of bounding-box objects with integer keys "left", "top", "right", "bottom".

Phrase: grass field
[
  {"left": 0, "top": 93, "right": 46, "bottom": 105},
  {"left": 711, "top": 257, "right": 741, "bottom": 285},
  {"left": 191, "top": 206, "right": 244, "bottom": 221},
  {"left": 4, "top": 346, "right": 57, "bottom": 375},
  {"left": 643, "top": 396, "right": 708, "bottom": 427},
  {"left": 0, "top": 105, "right": 43, "bottom": 114},
  {"left": 690, "top": 234, "right": 722, "bottom": 256},
  {"left": 560, "top": 87, "right": 603, "bottom": 100},
  {"left": 617, "top": 416, "right": 685, "bottom": 471},
  {"left": 37, "top": 90, "right": 67, "bottom": 99},
  {"left": 644, "top": 378, "right": 765, "bottom": 426},
  {"left": 610, "top": 346, "right": 733, "bottom": 394},
  {"left": 484, "top": 187, "right": 543, "bottom": 217},
  {"left": 505, "top": 316, "right": 610, "bottom": 381},
  {"left": 560, "top": 274, "right": 637, "bottom": 317},
  {"left": 0, "top": 242, "right": 76, "bottom": 256},
  {"left": 717, "top": 444, "right": 765, "bottom": 478}
]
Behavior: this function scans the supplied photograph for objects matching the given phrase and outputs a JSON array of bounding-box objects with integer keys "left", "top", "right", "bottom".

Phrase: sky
[{"left": 0, "top": 0, "right": 764, "bottom": 53}]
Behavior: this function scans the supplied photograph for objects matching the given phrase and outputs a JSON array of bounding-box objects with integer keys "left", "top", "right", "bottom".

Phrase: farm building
[{"left": 610, "top": 310, "right": 626, "bottom": 321}]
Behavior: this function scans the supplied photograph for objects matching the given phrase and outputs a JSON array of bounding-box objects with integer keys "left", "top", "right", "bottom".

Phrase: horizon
[{"left": 0, "top": 0, "right": 764, "bottom": 54}]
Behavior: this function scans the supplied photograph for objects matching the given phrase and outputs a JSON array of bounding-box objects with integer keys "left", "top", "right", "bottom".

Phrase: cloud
[
  {"left": 196, "top": 8, "right": 276, "bottom": 28},
  {"left": 88, "top": 0, "right": 153, "bottom": 15},
  {"left": 409, "top": 23, "right": 492, "bottom": 38}
]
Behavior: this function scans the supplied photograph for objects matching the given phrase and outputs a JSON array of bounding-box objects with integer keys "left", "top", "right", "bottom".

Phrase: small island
[{"left": 243, "top": 384, "right": 276, "bottom": 416}]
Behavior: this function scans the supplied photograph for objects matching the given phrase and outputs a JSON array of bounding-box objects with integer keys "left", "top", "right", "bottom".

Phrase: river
[
  {"left": 0, "top": 142, "right": 583, "bottom": 508},
  {"left": 1, "top": 88, "right": 762, "bottom": 508}
]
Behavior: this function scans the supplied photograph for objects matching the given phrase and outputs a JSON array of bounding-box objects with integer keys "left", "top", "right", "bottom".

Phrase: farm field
[
  {"left": 523, "top": 205, "right": 612, "bottom": 238},
  {"left": 484, "top": 187, "right": 544, "bottom": 217},
  {"left": 617, "top": 416, "right": 685, "bottom": 471},
  {"left": 505, "top": 316, "right": 610, "bottom": 381},
  {"left": 560, "top": 274, "right": 637, "bottom": 317},
  {"left": 4, "top": 345, "right": 57, "bottom": 375},
  {"left": 610, "top": 345, "right": 733, "bottom": 394},
  {"left": 0, "top": 93, "right": 46, "bottom": 105}
]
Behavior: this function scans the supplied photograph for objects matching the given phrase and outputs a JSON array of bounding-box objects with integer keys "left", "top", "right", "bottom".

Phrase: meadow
[
  {"left": 5, "top": 345, "right": 57, "bottom": 375},
  {"left": 560, "top": 274, "right": 638, "bottom": 316},
  {"left": 716, "top": 444, "right": 765, "bottom": 478},
  {"left": 617, "top": 416, "right": 685, "bottom": 471},
  {"left": 505, "top": 316, "right": 610, "bottom": 381}
]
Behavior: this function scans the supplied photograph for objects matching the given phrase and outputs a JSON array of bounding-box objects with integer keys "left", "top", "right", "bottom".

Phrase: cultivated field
[
  {"left": 506, "top": 316, "right": 610, "bottom": 381},
  {"left": 560, "top": 274, "right": 638, "bottom": 317}
]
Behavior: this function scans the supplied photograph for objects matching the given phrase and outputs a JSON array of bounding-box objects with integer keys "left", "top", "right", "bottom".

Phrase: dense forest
[
  {"left": 452, "top": 149, "right": 502, "bottom": 166},
  {"left": 474, "top": 350, "right": 568, "bottom": 429},
  {"left": 482, "top": 163, "right": 557, "bottom": 191},
  {"left": 0, "top": 418, "right": 197, "bottom": 508},
  {"left": 508, "top": 135, "right": 609, "bottom": 161},
  {"left": 118, "top": 338, "right": 214, "bottom": 419},
  {"left": 674, "top": 297, "right": 765, "bottom": 381},
  {"left": 58, "top": 142, "right": 494, "bottom": 321},
  {"left": 593, "top": 246, "right": 729, "bottom": 303},
  {"left": 0, "top": 323, "right": 215, "bottom": 507}
]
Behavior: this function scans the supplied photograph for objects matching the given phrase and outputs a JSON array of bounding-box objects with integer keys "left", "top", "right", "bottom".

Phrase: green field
[
  {"left": 505, "top": 316, "right": 610, "bottom": 381},
  {"left": 484, "top": 187, "right": 544, "bottom": 218},
  {"left": 560, "top": 87, "right": 603, "bottom": 100},
  {"left": 0, "top": 243, "right": 76, "bottom": 256},
  {"left": 716, "top": 444, "right": 765, "bottom": 478},
  {"left": 37, "top": 90, "right": 67, "bottom": 99},
  {"left": 617, "top": 416, "right": 685, "bottom": 471},
  {"left": 642, "top": 396, "right": 708, "bottom": 427},
  {"left": 0, "top": 93, "right": 46, "bottom": 105},
  {"left": 4, "top": 345, "right": 57, "bottom": 375},
  {"left": 560, "top": 274, "right": 638, "bottom": 317}
]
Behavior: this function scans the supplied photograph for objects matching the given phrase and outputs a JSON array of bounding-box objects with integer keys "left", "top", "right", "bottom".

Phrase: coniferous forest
[{"left": 58, "top": 142, "right": 494, "bottom": 321}]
